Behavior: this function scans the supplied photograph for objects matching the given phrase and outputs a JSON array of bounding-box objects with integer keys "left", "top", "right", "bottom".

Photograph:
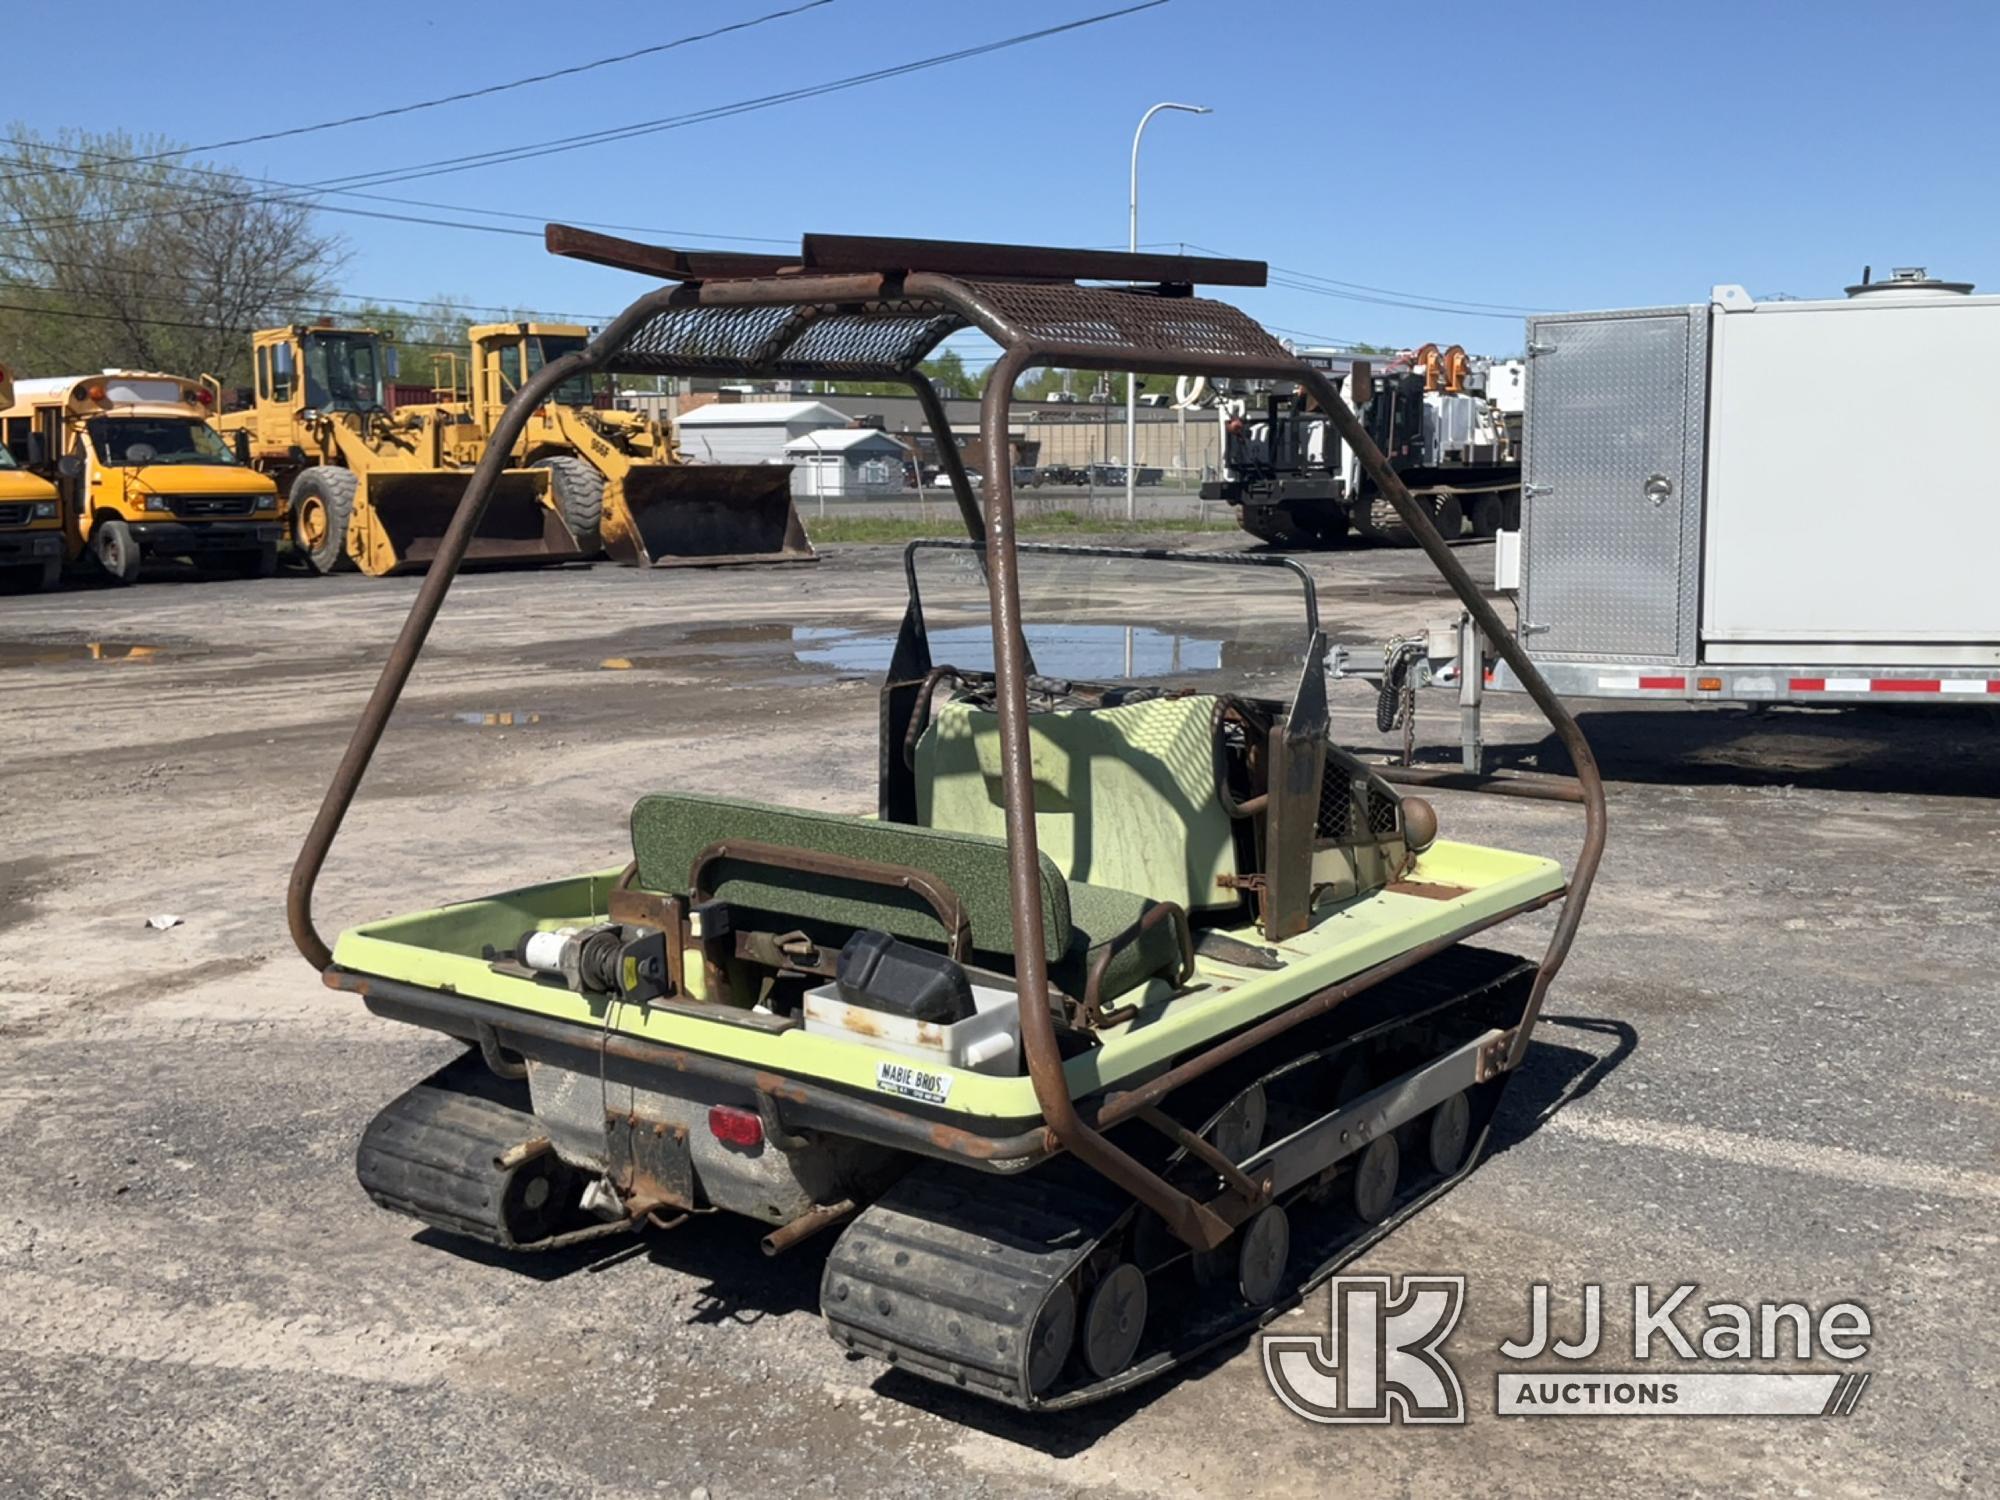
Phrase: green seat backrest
[
  {"left": 914, "top": 695, "right": 1239, "bottom": 915},
  {"left": 629, "top": 791, "right": 1071, "bottom": 964}
]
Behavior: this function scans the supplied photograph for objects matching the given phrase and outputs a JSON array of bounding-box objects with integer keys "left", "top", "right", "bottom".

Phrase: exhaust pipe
[{"left": 760, "top": 1197, "right": 857, "bottom": 1256}]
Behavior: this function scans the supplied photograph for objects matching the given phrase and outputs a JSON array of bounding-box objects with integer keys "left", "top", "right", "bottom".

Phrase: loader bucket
[
  {"left": 354, "top": 469, "right": 583, "bottom": 577},
  {"left": 602, "top": 464, "right": 816, "bottom": 568}
]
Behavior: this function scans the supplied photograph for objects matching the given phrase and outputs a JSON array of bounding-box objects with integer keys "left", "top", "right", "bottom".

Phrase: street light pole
[{"left": 1127, "top": 100, "right": 1210, "bottom": 521}]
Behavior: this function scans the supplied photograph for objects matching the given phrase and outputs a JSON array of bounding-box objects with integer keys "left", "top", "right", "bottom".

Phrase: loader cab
[
  {"left": 256, "top": 324, "right": 393, "bottom": 417},
  {"left": 467, "top": 322, "right": 597, "bottom": 428},
  {"left": 219, "top": 326, "right": 397, "bottom": 458}
]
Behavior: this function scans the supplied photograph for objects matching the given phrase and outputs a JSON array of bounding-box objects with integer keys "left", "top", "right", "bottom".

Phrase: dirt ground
[{"left": 0, "top": 537, "right": 1993, "bottom": 1498}]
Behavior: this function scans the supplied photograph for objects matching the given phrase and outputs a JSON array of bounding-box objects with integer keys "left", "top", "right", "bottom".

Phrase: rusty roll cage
[{"left": 290, "top": 225, "right": 1607, "bottom": 1254}]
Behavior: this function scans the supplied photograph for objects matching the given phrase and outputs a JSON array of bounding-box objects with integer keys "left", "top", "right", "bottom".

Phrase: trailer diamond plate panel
[{"left": 1520, "top": 307, "right": 1705, "bottom": 664}]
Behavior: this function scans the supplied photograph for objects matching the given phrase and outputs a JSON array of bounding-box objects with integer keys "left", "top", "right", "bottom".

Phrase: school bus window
[{"left": 86, "top": 416, "right": 237, "bottom": 466}]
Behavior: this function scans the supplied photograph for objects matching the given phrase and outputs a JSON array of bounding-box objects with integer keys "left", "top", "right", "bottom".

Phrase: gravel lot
[{"left": 1, "top": 537, "right": 1992, "bottom": 1498}]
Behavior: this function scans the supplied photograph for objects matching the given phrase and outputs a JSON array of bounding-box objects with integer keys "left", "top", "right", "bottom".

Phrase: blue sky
[{"left": 7, "top": 0, "right": 1997, "bottom": 360}]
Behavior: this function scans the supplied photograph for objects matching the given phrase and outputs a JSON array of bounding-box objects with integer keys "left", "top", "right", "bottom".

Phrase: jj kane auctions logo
[{"left": 1265, "top": 1277, "right": 1874, "bottom": 1422}]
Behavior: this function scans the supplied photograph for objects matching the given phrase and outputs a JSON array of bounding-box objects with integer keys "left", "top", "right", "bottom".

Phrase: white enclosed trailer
[{"left": 1416, "top": 270, "right": 2000, "bottom": 764}]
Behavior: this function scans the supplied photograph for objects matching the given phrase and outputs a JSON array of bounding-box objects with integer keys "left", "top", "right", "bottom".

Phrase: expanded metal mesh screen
[
  {"left": 597, "top": 279, "right": 1291, "bottom": 382},
  {"left": 607, "top": 299, "right": 962, "bottom": 380},
  {"left": 959, "top": 281, "right": 1293, "bottom": 363}
]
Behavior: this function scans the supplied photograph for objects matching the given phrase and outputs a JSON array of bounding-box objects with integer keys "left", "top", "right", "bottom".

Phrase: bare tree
[{"left": 0, "top": 127, "right": 346, "bottom": 387}]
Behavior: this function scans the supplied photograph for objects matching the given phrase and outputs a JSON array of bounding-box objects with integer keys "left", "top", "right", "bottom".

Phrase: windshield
[
  {"left": 902, "top": 542, "right": 1318, "bottom": 698},
  {"left": 528, "top": 334, "right": 596, "bottom": 407},
  {"left": 303, "top": 333, "right": 386, "bottom": 411},
  {"left": 86, "top": 417, "right": 237, "bottom": 467}
]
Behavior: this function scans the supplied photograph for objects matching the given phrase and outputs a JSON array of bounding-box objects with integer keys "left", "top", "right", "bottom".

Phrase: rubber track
[
  {"left": 824, "top": 1159, "right": 1124, "bottom": 1404},
  {"left": 356, "top": 1057, "right": 542, "bottom": 1249},
  {"left": 823, "top": 946, "right": 1533, "bottom": 1409}
]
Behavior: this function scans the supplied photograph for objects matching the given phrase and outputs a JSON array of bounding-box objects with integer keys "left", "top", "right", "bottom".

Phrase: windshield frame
[
  {"left": 85, "top": 415, "right": 239, "bottom": 467},
  {"left": 901, "top": 538, "right": 1320, "bottom": 644},
  {"left": 528, "top": 333, "right": 596, "bottom": 408},
  {"left": 302, "top": 331, "right": 387, "bottom": 413}
]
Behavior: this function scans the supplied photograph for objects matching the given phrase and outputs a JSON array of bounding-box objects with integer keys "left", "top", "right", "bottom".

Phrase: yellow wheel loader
[
  {"left": 443, "top": 321, "right": 814, "bottom": 568},
  {"left": 208, "top": 324, "right": 584, "bottom": 577}
]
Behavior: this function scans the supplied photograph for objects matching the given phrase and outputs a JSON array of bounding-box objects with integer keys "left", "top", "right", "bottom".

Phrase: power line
[
  {"left": 1182, "top": 240, "right": 1542, "bottom": 321},
  {"left": 0, "top": 278, "right": 1005, "bottom": 362},
  {"left": 0, "top": 254, "right": 620, "bottom": 326},
  {"left": 1, "top": 251, "right": 1012, "bottom": 345},
  {"left": 1267, "top": 274, "right": 1526, "bottom": 322},
  {"left": 2, "top": 3, "right": 1170, "bottom": 237},
  {"left": 0, "top": 1, "right": 838, "bottom": 181},
  {"left": 0, "top": 134, "right": 803, "bottom": 247}
]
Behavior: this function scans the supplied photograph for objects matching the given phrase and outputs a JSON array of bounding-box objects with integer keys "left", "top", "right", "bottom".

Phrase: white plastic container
[{"left": 803, "top": 981, "right": 1022, "bottom": 1076}]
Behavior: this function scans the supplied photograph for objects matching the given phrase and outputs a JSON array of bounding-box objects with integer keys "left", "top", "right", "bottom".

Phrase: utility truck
[{"left": 1195, "top": 345, "right": 1522, "bottom": 548}]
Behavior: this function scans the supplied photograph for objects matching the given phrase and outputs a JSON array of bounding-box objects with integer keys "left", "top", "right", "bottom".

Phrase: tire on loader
[
  {"left": 532, "top": 455, "right": 605, "bottom": 556},
  {"left": 290, "top": 466, "right": 356, "bottom": 575}
]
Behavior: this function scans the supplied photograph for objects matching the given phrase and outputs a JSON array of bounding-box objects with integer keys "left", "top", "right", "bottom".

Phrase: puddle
[
  {"left": 0, "top": 640, "right": 186, "bottom": 667},
  {"left": 451, "top": 710, "right": 546, "bottom": 727}
]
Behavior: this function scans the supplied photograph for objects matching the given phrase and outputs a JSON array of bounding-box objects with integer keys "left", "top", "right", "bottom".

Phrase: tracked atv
[{"left": 292, "top": 230, "right": 1605, "bottom": 1411}]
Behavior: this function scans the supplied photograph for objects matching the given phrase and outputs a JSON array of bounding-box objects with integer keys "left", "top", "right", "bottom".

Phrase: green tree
[
  {"left": 817, "top": 349, "right": 988, "bottom": 399},
  {"left": 0, "top": 127, "right": 345, "bottom": 389}
]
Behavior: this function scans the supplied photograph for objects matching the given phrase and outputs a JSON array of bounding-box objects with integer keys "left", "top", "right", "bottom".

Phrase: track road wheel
[
  {"left": 1081, "top": 1263, "right": 1148, "bottom": 1380},
  {"left": 1237, "top": 1205, "right": 1291, "bottom": 1308},
  {"left": 1027, "top": 1282, "right": 1077, "bottom": 1396},
  {"left": 534, "top": 455, "right": 604, "bottom": 555},
  {"left": 93, "top": 519, "right": 141, "bottom": 584},
  {"left": 1352, "top": 1134, "right": 1400, "bottom": 1224},
  {"left": 1427, "top": 1090, "right": 1473, "bottom": 1176},
  {"left": 290, "top": 467, "right": 356, "bottom": 574},
  {"left": 1209, "top": 1083, "right": 1267, "bottom": 1164}
]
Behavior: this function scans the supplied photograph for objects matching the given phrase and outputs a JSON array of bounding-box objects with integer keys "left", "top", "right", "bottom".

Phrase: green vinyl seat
[{"left": 629, "top": 792, "right": 1182, "bottom": 1005}]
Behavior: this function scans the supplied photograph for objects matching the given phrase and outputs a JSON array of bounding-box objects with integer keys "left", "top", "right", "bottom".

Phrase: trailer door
[{"left": 1519, "top": 307, "right": 1705, "bottom": 663}]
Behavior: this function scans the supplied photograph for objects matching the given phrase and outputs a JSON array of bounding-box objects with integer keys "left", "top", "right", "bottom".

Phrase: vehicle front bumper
[
  {"left": 0, "top": 530, "right": 64, "bottom": 564},
  {"left": 130, "top": 521, "right": 283, "bottom": 553}
]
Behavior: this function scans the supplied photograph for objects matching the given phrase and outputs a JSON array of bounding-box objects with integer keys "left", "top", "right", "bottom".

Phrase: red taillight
[
  {"left": 708, "top": 1105, "right": 763, "bottom": 1148},
  {"left": 194, "top": 387, "right": 214, "bottom": 406}
]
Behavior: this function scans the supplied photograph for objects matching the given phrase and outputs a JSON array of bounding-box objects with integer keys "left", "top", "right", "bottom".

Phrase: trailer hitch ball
[{"left": 1401, "top": 796, "right": 1438, "bottom": 853}]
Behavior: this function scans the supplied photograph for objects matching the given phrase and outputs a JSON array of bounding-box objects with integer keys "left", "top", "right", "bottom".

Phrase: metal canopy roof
[{"left": 544, "top": 224, "right": 1290, "bottom": 384}]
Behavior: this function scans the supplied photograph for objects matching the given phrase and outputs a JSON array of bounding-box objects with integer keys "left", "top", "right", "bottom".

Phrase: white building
[
  {"left": 673, "top": 401, "right": 852, "bottom": 496},
  {"left": 785, "top": 427, "right": 909, "bottom": 502}
]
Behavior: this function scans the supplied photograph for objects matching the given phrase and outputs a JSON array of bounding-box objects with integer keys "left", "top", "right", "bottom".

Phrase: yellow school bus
[
  {"left": 0, "top": 370, "right": 281, "bottom": 583},
  {"left": 0, "top": 360, "right": 65, "bottom": 589}
]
